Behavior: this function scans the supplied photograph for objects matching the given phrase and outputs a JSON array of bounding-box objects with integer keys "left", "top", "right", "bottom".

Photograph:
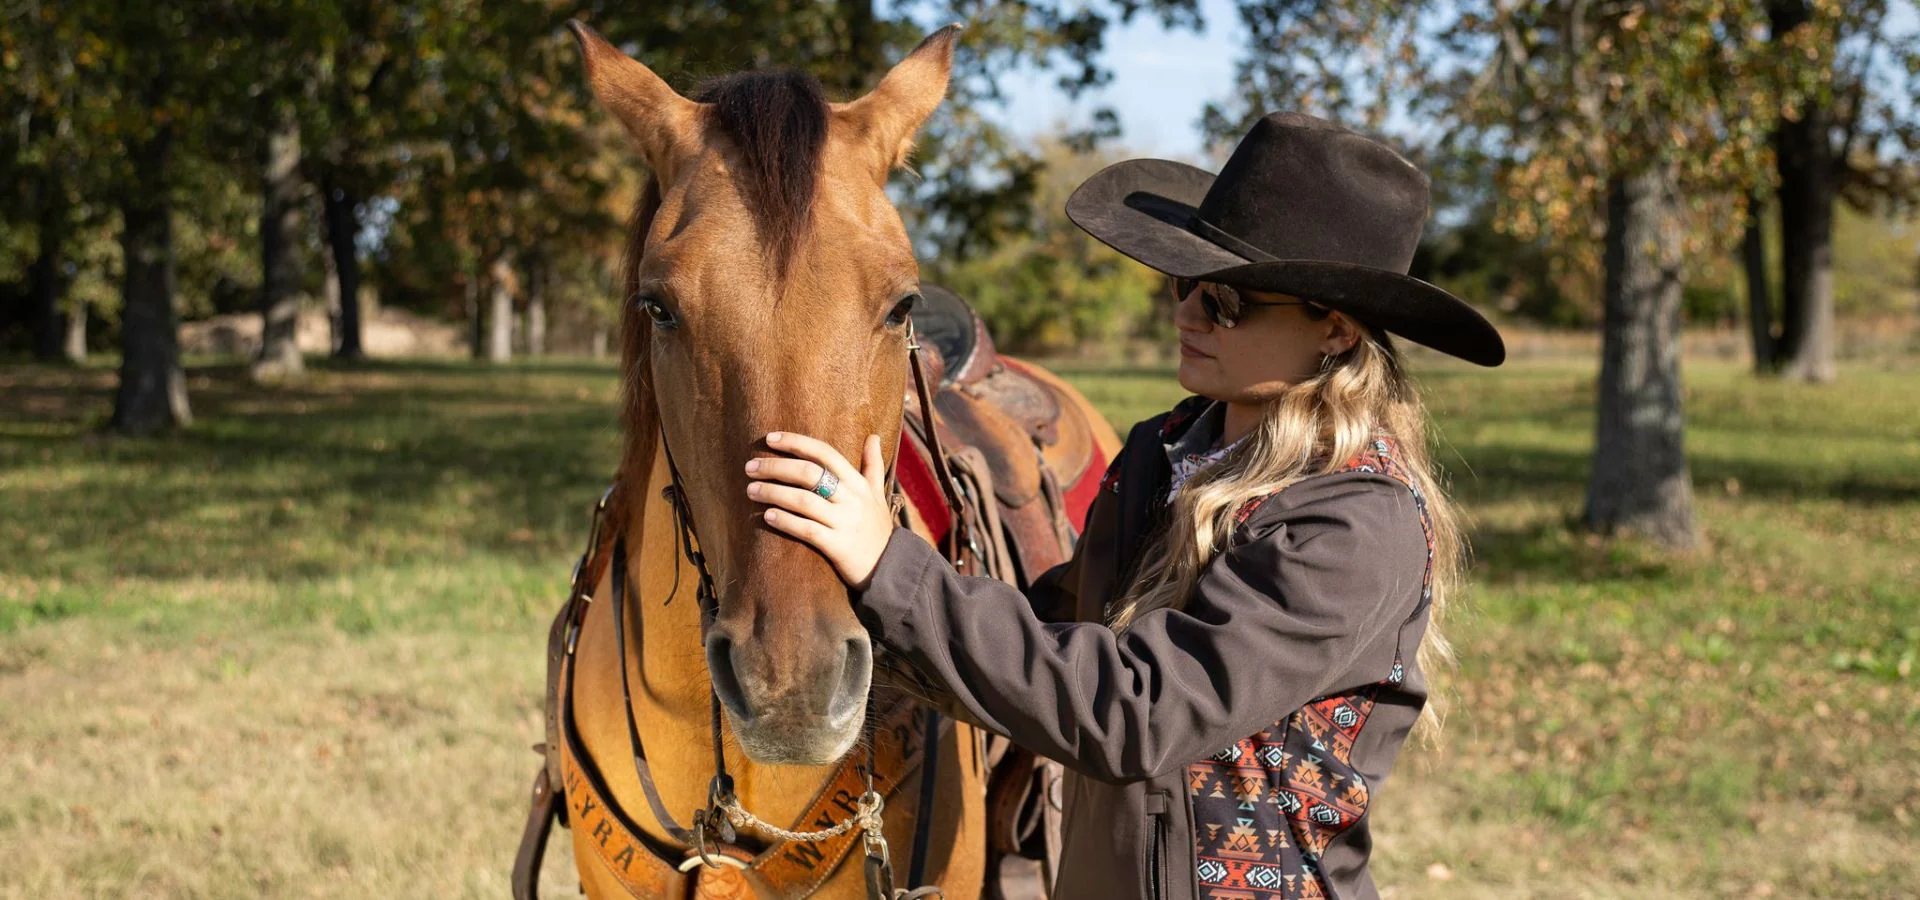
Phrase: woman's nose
[{"left": 1172, "top": 283, "right": 1211, "bottom": 331}]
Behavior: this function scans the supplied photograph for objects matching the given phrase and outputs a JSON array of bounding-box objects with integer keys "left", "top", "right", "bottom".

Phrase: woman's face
[{"left": 1171, "top": 279, "right": 1362, "bottom": 402}]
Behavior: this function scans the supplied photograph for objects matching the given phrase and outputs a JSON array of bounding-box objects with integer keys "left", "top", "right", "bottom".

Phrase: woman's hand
[{"left": 745, "top": 432, "right": 894, "bottom": 590}]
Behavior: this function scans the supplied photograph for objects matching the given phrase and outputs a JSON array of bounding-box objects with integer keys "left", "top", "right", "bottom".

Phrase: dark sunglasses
[{"left": 1170, "top": 277, "right": 1312, "bottom": 328}]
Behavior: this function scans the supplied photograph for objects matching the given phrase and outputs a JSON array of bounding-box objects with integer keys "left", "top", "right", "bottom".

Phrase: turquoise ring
[{"left": 812, "top": 470, "right": 840, "bottom": 501}]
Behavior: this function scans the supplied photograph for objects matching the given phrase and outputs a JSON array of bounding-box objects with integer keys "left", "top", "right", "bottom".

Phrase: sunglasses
[{"left": 1170, "top": 277, "right": 1313, "bottom": 328}]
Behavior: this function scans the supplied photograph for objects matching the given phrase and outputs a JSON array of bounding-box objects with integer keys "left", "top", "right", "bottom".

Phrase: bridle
[{"left": 605, "top": 318, "right": 964, "bottom": 897}]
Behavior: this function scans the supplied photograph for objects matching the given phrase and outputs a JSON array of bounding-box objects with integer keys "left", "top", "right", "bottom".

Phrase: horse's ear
[
  {"left": 835, "top": 25, "right": 962, "bottom": 179},
  {"left": 568, "top": 20, "right": 700, "bottom": 177}
]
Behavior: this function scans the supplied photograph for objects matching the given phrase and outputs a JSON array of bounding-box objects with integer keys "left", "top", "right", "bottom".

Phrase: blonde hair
[{"left": 1108, "top": 322, "right": 1465, "bottom": 742}]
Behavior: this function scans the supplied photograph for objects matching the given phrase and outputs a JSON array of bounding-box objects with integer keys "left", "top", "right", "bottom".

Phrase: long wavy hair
[{"left": 1108, "top": 313, "right": 1466, "bottom": 741}]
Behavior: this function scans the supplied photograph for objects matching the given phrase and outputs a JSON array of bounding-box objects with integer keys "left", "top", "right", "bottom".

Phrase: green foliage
[
  {"left": 928, "top": 137, "right": 1168, "bottom": 354},
  {"left": 5, "top": 0, "right": 1218, "bottom": 359},
  {"left": 1833, "top": 203, "right": 1920, "bottom": 315},
  {"left": 1206, "top": 0, "right": 1920, "bottom": 332}
]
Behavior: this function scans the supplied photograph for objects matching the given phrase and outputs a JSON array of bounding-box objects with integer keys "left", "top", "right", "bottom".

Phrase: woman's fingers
[
  {"left": 746, "top": 456, "right": 830, "bottom": 492},
  {"left": 748, "top": 480, "right": 836, "bottom": 521},
  {"left": 765, "top": 432, "right": 861, "bottom": 484},
  {"left": 745, "top": 431, "right": 895, "bottom": 590},
  {"left": 761, "top": 506, "right": 826, "bottom": 544},
  {"left": 862, "top": 434, "right": 886, "bottom": 494}
]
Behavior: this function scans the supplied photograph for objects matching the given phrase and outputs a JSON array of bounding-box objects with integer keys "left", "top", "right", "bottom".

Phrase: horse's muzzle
[{"left": 705, "top": 626, "right": 873, "bottom": 765}]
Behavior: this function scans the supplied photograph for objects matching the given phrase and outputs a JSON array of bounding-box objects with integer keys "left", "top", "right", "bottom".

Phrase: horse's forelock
[{"left": 695, "top": 69, "right": 830, "bottom": 277}]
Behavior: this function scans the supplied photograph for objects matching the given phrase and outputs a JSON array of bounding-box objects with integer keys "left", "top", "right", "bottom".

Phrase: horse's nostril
[
  {"left": 705, "top": 633, "right": 753, "bottom": 723},
  {"left": 828, "top": 636, "right": 873, "bottom": 723}
]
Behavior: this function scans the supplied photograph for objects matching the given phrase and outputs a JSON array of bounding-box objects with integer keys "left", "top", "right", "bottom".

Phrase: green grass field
[{"left": 2, "top": 354, "right": 1916, "bottom": 898}]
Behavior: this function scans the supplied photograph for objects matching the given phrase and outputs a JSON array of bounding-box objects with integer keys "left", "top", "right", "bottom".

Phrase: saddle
[
  {"left": 910, "top": 285, "right": 1102, "bottom": 582},
  {"left": 897, "top": 286, "right": 1108, "bottom": 895}
]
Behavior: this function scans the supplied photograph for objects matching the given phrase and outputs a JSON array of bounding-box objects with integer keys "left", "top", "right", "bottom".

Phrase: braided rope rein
[{"left": 715, "top": 789, "right": 886, "bottom": 845}]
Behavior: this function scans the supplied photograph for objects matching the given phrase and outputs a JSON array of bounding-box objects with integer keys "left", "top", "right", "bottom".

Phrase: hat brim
[{"left": 1066, "top": 157, "right": 1506, "bottom": 367}]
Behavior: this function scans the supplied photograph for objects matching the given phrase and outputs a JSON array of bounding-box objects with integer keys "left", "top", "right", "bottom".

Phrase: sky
[
  {"left": 981, "top": 1, "right": 1920, "bottom": 166},
  {"left": 984, "top": 0, "right": 1243, "bottom": 163}
]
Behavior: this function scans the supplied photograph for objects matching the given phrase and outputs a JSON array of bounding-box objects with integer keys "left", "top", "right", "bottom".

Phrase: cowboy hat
[{"left": 1066, "top": 111, "right": 1505, "bottom": 366}]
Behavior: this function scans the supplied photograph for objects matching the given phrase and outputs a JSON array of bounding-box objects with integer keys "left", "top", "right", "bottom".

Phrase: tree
[
  {"left": 252, "top": 110, "right": 306, "bottom": 379},
  {"left": 1202, "top": 1, "right": 1791, "bottom": 548},
  {"left": 67, "top": 0, "right": 246, "bottom": 433},
  {"left": 231, "top": 0, "right": 334, "bottom": 380},
  {"left": 1438, "top": 2, "right": 1796, "bottom": 547},
  {"left": 1746, "top": 0, "right": 1920, "bottom": 381},
  {"left": 304, "top": 0, "right": 437, "bottom": 359},
  {"left": 929, "top": 136, "right": 1166, "bottom": 353},
  {"left": 1, "top": 0, "right": 92, "bottom": 362}
]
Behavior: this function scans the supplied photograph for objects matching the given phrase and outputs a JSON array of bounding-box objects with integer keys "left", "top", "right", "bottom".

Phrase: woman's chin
[{"left": 1175, "top": 360, "right": 1217, "bottom": 396}]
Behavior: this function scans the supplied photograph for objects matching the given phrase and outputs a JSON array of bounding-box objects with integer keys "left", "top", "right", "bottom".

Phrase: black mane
[{"left": 696, "top": 69, "right": 830, "bottom": 275}]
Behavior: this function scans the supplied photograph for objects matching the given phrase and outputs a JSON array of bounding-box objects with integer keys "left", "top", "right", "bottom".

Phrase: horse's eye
[
  {"left": 886, "top": 293, "right": 920, "bottom": 328},
  {"left": 638, "top": 294, "right": 677, "bottom": 329}
]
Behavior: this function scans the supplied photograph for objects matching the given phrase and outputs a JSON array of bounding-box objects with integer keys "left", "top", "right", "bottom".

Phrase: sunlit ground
[{"left": 2, "top": 352, "right": 1915, "bottom": 898}]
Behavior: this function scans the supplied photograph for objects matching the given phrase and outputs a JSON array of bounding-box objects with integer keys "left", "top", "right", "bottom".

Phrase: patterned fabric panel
[{"left": 1189, "top": 437, "right": 1434, "bottom": 900}]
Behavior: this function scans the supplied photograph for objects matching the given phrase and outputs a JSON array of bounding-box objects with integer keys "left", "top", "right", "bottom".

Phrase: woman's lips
[{"left": 1179, "top": 340, "right": 1213, "bottom": 359}]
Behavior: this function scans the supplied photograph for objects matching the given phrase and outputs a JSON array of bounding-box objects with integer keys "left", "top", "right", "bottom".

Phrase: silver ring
[{"left": 812, "top": 469, "right": 840, "bottom": 501}]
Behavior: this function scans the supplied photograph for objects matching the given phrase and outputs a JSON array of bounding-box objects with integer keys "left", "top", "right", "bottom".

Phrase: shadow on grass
[
  {"left": 306, "top": 356, "right": 621, "bottom": 380},
  {"left": 0, "top": 361, "right": 625, "bottom": 585},
  {"left": 5, "top": 358, "right": 1917, "bottom": 592},
  {"left": 1447, "top": 440, "right": 1920, "bottom": 508}
]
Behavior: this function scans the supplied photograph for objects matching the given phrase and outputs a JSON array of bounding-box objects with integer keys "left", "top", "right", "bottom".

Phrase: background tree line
[
  {"left": 0, "top": 0, "right": 1201, "bottom": 427},
  {"left": 2, "top": 0, "right": 1917, "bottom": 548}
]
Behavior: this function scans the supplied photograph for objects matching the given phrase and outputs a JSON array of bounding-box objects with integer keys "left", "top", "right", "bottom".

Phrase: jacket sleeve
[
  {"left": 851, "top": 471, "right": 1427, "bottom": 784},
  {"left": 872, "top": 467, "right": 1118, "bottom": 725}
]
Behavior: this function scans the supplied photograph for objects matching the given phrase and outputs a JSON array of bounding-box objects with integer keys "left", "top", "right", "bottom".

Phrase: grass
[{"left": 2, "top": 352, "right": 1916, "bottom": 898}]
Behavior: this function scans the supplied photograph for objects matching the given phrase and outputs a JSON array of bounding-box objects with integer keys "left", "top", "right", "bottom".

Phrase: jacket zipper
[{"left": 1144, "top": 790, "right": 1170, "bottom": 900}]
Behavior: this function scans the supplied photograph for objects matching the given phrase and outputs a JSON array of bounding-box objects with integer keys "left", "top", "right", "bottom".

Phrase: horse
[{"left": 516, "top": 23, "right": 1123, "bottom": 899}]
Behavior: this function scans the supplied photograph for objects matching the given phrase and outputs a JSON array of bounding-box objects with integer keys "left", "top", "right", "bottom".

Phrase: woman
[{"left": 743, "top": 111, "right": 1504, "bottom": 900}]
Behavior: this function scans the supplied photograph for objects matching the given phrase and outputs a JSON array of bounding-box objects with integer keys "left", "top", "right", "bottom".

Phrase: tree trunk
[
  {"left": 486, "top": 254, "right": 513, "bottom": 363},
  {"left": 28, "top": 190, "right": 68, "bottom": 362},
  {"left": 1741, "top": 191, "right": 1775, "bottom": 373},
  {"left": 111, "top": 130, "right": 192, "bottom": 435},
  {"left": 321, "top": 242, "right": 341, "bottom": 353},
  {"left": 1769, "top": 0, "right": 1837, "bottom": 382},
  {"left": 1584, "top": 167, "right": 1697, "bottom": 549},
  {"left": 524, "top": 257, "right": 547, "bottom": 356},
  {"left": 466, "top": 276, "right": 484, "bottom": 360},
  {"left": 323, "top": 171, "right": 365, "bottom": 359},
  {"left": 252, "top": 114, "right": 305, "bottom": 380},
  {"left": 63, "top": 304, "right": 86, "bottom": 362}
]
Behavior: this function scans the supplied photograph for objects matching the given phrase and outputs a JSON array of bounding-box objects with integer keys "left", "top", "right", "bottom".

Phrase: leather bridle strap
[
  {"left": 610, "top": 532, "right": 717, "bottom": 850},
  {"left": 906, "top": 320, "right": 969, "bottom": 565},
  {"left": 608, "top": 427, "right": 745, "bottom": 862},
  {"left": 900, "top": 318, "right": 957, "bottom": 895}
]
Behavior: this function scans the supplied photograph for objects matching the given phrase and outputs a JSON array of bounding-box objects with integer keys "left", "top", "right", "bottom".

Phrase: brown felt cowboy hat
[{"left": 1066, "top": 111, "right": 1506, "bottom": 367}]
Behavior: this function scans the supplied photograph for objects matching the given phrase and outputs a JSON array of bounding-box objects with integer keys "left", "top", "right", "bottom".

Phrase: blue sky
[
  {"left": 981, "top": 1, "right": 1920, "bottom": 165},
  {"left": 985, "top": 0, "right": 1242, "bottom": 162}
]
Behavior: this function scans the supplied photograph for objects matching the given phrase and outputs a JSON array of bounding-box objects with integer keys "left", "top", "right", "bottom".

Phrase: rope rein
[{"left": 717, "top": 789, "right": 887, "bottom": 844}]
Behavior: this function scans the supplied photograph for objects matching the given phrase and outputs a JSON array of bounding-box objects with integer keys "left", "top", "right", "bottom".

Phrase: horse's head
[{"left": 571, "top": 23, "right": 956, "bottom": 765}]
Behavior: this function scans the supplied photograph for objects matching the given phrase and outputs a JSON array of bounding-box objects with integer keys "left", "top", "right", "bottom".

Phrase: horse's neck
[{"left": 573, "top": 434, "right": 825, "bottom": 846}]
